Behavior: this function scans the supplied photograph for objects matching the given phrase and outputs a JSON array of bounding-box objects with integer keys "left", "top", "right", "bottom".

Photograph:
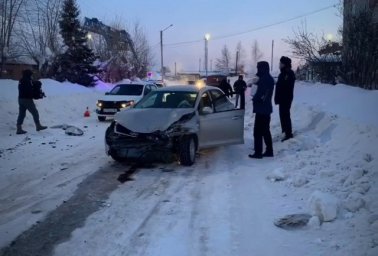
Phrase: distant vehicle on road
[
  {"left": 146, "top": 79, "right": 166, "bottom": 88},
  {"left": 206, "top": 75, "right": 227, "bottom": 87},
  {"left": 96, "top": 83, "right": 157, "bottom": 121},
  {"left": 105, "top": 85, "right": 245, "bottom": 166}
]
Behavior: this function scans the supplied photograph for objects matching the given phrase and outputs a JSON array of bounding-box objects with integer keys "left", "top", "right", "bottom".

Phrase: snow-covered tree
[
  {"left": 54, "top": 0, "right": 97, "bottom": 86},
  {"left": 216, "top": 45, "right": 231, "bottom": 74}
]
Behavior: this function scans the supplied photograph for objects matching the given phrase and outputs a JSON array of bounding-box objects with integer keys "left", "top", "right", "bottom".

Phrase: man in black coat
[
  {"left": 233, "top": 75, "right": 247, "bottom": 109},
  {"left": 16, "top": 70, "right": 47, "bottom": 134},
  {"left": 218, "top": 78, "right": 233, "bottom": 97},
  {"left": 275, "top": 56, "right": 296, "bottom": 142},
  {"left": 249, "top": 61, "right": 274, "bottom": 159}
]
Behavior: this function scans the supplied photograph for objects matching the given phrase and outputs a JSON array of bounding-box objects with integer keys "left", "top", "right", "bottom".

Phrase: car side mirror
[
  {"left": 201, "top": 106, "right": 214, "bottom": 115},
  {"left": 105, "top": 92, "right": 110, "bottom": 95}
]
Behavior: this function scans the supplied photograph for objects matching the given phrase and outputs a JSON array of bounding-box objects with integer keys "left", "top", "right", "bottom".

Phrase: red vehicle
[{"left": 205, "top": 75, "right": 227, "bottom": 86}]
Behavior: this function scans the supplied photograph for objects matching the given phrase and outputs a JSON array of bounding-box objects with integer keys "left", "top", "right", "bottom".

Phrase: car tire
[
  {"left": 105, "top": 123, "right": 127, "bottom": 163},
  {"left": 179, "top": 135, "right": 197, "bottom": 166},
  {"left": 109, "top": 150, "right": 127, "bottom": 162},
  {"left": 98, "top": 116, "right": 106, "bottom": 122}
]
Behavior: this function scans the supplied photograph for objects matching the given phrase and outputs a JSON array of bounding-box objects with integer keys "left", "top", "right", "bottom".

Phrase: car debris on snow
[
  {"left": 51, "top": 124, "right": 84, "bottom": 136},
  {"left": 274, "top": 213, "right": 312, "bottom": 230}
]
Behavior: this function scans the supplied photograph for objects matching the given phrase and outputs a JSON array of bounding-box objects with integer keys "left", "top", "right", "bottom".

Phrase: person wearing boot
[
  {"left": 275, "top": 56, "right": 296, "bottom": 142},
  {"left": 249, "top": 61, "right": 274, "bottom": 159},
  {"left": 16, "top": 70, "right": 47, "bottom": 134}
]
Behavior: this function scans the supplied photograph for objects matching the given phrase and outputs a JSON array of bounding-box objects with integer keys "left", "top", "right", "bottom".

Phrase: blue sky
[{"left": 77, "top": 0, "right": 341, "bottom": 73}]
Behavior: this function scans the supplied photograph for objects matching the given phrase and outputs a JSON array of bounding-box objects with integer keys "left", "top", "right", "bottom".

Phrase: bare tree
[
  {"left": 215, "top": 44, "right": 231, "bottom": 74},
  {"left": 235, "top": 41, "right": 246, "bottom": 73},
  {"left": 130, "top": 21, "right": 154, "bottom": 77},
  {"left": 284, "top": 22, "right": 323, "bottom": 63},
  {"left": 285, "top": 22, "right": 342, "bottom": 84},
  {"left": 251, "top": 40, "right": 263, "bottom": 73},
  {"left": 0, "top": 0, "right": 25, "bottom": 77},
  {"left": 16, "top": 0, "right": 63, "bottom": 74},
  {"left": 89, "top": 18, "right": 153, "bottom": 81}
]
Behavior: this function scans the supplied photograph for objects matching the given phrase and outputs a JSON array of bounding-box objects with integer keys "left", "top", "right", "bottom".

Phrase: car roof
[
  {"left": 116, "top": 81, "right": 154, "bottom": 86},
  {"left": 156, "top": 85, "right": 220, "bottom": 93}
]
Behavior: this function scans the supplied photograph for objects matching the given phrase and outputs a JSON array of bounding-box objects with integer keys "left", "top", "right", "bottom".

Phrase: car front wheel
[
  {"left": 179, "top": 135, "right": 197, "bottom": 166},
  {"left": 109, "top": 150, "right": 127, "bottom": 162}
]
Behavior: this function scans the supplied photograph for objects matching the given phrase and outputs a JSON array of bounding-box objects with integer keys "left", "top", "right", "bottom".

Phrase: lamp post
[
  {"left": 204, "top": 33, "right": 210, "bottom": 77},
  {"left": 160, "top": 24, "right": 173, "bottom": 82}
]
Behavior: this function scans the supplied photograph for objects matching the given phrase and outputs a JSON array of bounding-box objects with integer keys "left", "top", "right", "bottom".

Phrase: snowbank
[
  {"left": 1, "top": 78, "right": 377, "bottom": 256},
  {"left": 0, "top": 79, "right": 110, "bottom": 248},
  {"left": 295, "top": 82, "right": 378, "bottom": 126}
]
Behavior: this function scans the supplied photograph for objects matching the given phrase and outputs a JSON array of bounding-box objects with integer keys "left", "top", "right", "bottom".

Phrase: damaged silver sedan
[{"left": 105, "top": 85, "right": 245, "bottom": 166}]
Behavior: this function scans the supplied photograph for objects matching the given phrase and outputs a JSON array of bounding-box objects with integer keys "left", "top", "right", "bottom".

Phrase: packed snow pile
[
  {"left": 309, "top": 191, "right": 339, "bottom": 222},
  {"left": 0, "top": 79, "right": 377, "bottom": 256},
  {"left": 0, "top": 79, "right": 109, "bottom": 248},
  {"left": 267, "top": 168, "right": 287, "bottom": 182}
]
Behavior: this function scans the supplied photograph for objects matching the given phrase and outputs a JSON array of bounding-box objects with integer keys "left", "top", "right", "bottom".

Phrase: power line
[{"left": 164, "top": 4, "right": 337, "bottom": 48}]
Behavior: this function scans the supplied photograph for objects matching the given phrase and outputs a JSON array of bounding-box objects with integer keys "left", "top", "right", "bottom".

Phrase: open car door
[{"left": 198, "top": 89, "right": 245, "bottom": 148}]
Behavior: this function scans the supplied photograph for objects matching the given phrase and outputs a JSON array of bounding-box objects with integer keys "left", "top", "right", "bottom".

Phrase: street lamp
[
  {"left": 160, "top": 24, "right": 173, "bottom": 82},
  {"left": 326, "top": 33, "right": 334, "bottom": 42},
  {"left": 204, "top": 33, "right": 210, "bottom": 77}
]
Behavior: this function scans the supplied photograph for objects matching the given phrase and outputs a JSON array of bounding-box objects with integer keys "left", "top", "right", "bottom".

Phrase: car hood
[
  {"left": 115, "top": 108, "right": 195, "bottom": 133},
  {"left": 98, "top": 95, "right": 142, "bottom": 102}
]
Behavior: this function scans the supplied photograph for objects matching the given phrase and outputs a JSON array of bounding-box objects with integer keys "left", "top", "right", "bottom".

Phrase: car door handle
[{"left": 232, "top": 116, "right": 241, "bottom": 120}]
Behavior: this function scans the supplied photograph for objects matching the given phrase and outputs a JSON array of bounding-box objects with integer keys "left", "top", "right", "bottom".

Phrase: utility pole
[
  {"left": 160, "top": 30, "right": 163, "bottom": 81},
  {"left": 204, "top": 33, "right": 210, "bottom": 78},
  {"left": 174, "top": 62, "right": 177, "bottom": 77},
  {"left": 235, "top": 50, "right": 239, "bottom": 76},
  {"left": 160, "top": 24, "right": 173, "bottom": 82},
  {"left": 199, "top": 58, "right": 201, "bottom": 72},
  {"left": 271, "top": 40, "right": 274, "bottom": 72}
]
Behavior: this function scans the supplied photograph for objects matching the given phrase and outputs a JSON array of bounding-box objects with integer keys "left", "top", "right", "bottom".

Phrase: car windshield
[
  {"left": 134, "top": 91, "right": 198, "bottom": 109},
  {"left": 109, "top": 84, "right": 144, "bottom": 96}
]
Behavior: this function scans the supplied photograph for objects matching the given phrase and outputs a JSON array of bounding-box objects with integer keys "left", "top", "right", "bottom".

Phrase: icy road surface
[{"left": 0, "top": 80, "right": 377, "bottom": 256}]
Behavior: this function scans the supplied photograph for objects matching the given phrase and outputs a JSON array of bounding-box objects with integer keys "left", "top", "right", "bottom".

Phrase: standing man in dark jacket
[
  {"left": 233, "top": 75, "right": 247, "bottom": 109},
  {"left": 275, "top": 56, "right": 296, "bottom": 141},
  {"left": 218, "top": 78, "right": 233, "bottom": 97},
  {"left": 16, "top": 70, "right": 47, "bottom": 134},
  {"left": 249, "top": 61, "right": 274, "bottom": 159}
]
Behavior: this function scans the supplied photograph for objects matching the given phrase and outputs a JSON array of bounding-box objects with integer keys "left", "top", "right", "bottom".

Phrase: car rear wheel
[
  {"left": 98, "top": 116, "right": 106, "bottom": 122},
  {"left": 179, "top": 135, "right": 197, "bottom": 166}
]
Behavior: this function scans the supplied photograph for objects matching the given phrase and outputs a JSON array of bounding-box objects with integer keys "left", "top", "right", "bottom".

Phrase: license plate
[{"left": 103, "top": 108, "right": 118, "bottom": 113}]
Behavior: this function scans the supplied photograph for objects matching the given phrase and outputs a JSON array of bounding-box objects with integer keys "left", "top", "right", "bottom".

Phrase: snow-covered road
[{"left": 1, "top": 80, "right": 377, "bottom": 256}]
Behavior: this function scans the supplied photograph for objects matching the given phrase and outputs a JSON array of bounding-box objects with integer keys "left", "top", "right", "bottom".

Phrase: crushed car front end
[{"left": 105, "top": 111, "right": 198, "bottom": 162}]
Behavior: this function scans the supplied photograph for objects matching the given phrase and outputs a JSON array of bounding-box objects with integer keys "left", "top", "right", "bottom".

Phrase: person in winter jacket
[
  {"left": 249, "top": 61, "right": 274, "bottom": 159},
  {"left": 233, "top": 75, "right": 247, "bottom": 109},
  {"left": 274, "top": 56, "right": 296, "bottom": 141},
  {"left": 16, "top": 70, "right": 47, "bottom": 134},
  {"left": 218, "top": 78, "right": 233, "bottom": 97}
]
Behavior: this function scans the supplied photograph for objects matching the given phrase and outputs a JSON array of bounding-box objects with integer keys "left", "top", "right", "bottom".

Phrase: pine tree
[{"left": 56, "top": 0, "right": 97, "bottom": 86}]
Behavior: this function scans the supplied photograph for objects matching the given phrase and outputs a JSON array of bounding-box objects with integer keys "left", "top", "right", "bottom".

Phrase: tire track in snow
[{"left": 0, "top": 163, "right": 128, "bottom": 256}]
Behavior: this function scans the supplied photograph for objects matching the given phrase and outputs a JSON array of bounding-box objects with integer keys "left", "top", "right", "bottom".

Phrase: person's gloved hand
[{"left": 252, "top": 77, "right": 259, "bottom": 84}]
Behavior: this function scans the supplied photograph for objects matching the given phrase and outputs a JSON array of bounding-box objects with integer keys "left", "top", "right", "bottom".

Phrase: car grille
[{"left": 102, "top": 101, "right": 121, "bottom": 108}]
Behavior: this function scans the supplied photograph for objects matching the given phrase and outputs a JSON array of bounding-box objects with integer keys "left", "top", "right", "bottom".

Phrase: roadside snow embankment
[{"left": 0, "top": 79, "right": 112, "bottom": 248}]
